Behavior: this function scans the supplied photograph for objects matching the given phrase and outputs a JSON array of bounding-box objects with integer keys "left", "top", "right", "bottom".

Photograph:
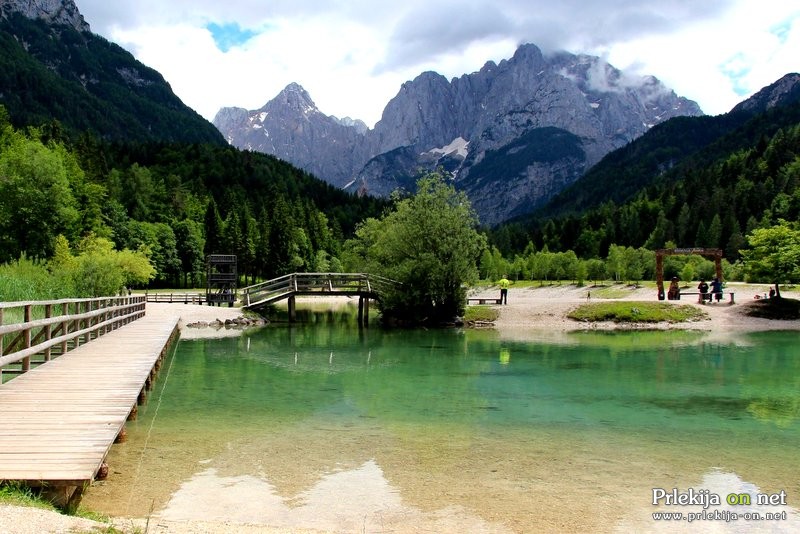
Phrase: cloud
[
  {"left": 379, "top": 3, "right": 514, "bottom": 72},
  {"left": 74, "top": 0, "right": 800, "bottom": 124}
]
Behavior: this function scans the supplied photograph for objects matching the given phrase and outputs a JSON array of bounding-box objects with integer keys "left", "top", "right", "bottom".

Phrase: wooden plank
[{"left": 0, "top": 313, "right": 178, "bottom": 484}]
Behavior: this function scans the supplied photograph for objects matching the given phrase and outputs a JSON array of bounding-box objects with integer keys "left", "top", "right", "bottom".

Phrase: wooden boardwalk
[{"left": 0, "top": 313, "right": 179, "bottom": 507}]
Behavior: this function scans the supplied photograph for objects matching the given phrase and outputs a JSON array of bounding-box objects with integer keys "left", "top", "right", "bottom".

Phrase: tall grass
[
  {"left": 0, "top": 482, "right": 55, "bottom": 510},
  {"left": 0, "top": 256, "right": 77, "bottom": 324},
  {"left": 0, "top": 256, "right": 74, "bottom": 303}
]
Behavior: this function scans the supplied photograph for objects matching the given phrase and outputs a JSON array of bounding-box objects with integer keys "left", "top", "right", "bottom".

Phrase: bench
[
  {"left": 679, "top": 292, "right": 735, "bottom": 304},
  {"left": 466, "top": 297, "right": 502, "bottom": 305}
]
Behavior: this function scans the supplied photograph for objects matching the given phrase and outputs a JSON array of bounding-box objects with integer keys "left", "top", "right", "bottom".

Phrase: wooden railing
[
  {"left": 241, "top": 273, "right": 398, "bottom": 308},
  {"left": 0, "top": 296, "right": 146, "bottom": 380},
  {"left": 144, "top": 292, "right": 207, "bottom": 304}
]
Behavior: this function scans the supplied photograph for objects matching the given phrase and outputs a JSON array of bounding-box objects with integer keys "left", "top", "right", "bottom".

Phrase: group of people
[
  {"left": 754, "top": 288, "right": 777, "bottom": 299},
  {"left": 496, "top": 274, "right": 732, "bottom": 305},
  {"left": 697, "top": 277, "right": 724, "bottom": 303},
  {"left": 667, "top": 276, "right": 724, "bottom": 302}
]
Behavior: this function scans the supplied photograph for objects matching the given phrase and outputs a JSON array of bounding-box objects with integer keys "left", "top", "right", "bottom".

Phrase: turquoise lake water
[{"left": 84, "top": 320, "right": 800, "bottom": 532}]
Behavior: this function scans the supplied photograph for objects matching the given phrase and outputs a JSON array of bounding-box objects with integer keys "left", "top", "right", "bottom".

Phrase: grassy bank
[
  {"left": 568, "top": 302, "right": 707, "bottom": 323},
  {"left": 464, "top": 305, "right": 500, "bottom": 323}
]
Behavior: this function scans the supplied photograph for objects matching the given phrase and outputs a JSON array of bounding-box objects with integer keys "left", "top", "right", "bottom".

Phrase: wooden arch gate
[{"left": 656, "top": 248, "right": 723, "bottom": 300}]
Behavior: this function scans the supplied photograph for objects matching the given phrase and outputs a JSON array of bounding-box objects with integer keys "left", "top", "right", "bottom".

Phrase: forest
[
  {"left": 488, "top": 117, "right": 800, "bottom": 265},
  {"left": 0, "top": 105, "right": 387, "bottom": 299},
  {"left": 3, "top": 100, "right": 800, "bottom": 303}
]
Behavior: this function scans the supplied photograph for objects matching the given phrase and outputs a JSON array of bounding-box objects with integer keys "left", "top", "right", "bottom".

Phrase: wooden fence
[
  {"left": 0, "top": 296, "right": 145, "bottom": 380},
  {"left": 143, "top": 292, "right": 207, "bottom": 304}
]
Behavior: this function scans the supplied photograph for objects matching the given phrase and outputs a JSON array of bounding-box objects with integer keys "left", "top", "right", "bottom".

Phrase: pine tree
[
  {"left": 707, "top": 214, "right": 723, "bottom": 249},
  {"left": 203, "top": 198, "right": 224, "bottom": 256}
]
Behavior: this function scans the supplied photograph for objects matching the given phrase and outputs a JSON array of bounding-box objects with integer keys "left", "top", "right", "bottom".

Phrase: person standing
[{"left": 499, "top": 275, "right": 510, "bottom": 305}]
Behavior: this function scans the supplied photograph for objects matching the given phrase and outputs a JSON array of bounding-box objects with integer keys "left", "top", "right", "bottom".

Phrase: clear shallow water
[{"left": 84, "top": 321, "right": 800, "bottom": 532}]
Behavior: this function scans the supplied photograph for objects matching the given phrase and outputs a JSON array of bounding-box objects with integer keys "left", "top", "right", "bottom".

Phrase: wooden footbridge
[
  {"left": 0, "top": 296, "right": 177, "bottom": 509},
  {"left": 241, "top": 272, "right": 397, "bottom": 325}
]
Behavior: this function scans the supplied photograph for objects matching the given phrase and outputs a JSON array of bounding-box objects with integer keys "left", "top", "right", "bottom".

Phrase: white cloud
[
  {"left": 76, "top": 0, "right": 800, "bottom": 125},
  {"left": 600, "top": 0, "right": 800, "bottom": 115}
]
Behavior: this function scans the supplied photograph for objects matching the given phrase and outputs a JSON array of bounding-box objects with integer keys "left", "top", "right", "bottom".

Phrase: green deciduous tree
[
  {"left": 740, "top": 220, "right": 800, "bottom": 297},
  {"left": 0, "top": 129, "right": 79, "bottom": 262},
  {"left": 51, "top": 235, "right": 155, "bottom": 296},
  {"left": 585, "top": 258, "right": 606, "bottom": 285},
  {"left": 344, "top": 173, "right": 487, "bottom": 323}
]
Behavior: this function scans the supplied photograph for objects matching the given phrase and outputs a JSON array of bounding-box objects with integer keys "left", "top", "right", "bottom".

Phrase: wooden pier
[{"left": 0, "top": 298, "right": 178, "bottom": 509}]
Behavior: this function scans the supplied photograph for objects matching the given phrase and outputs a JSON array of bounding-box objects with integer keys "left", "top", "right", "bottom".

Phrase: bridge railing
[
  {"left": 0, "top": 296, "right": 146, "bottom": 380},
  {"left": 241, "top": 273, "right": 399, "bottom": 307}
]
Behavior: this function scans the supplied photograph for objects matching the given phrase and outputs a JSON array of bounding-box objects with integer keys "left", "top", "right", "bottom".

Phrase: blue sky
[
  {"left": 77, "top": 0, "right": 799, "bottom": 126},
  {"left": 206, "top": 23, "right": 258, "bottom": 53}
]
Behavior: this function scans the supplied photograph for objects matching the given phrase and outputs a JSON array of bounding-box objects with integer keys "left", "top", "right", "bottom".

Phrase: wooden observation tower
[{"left": 206, "top": 254, "right": 237, "bottom": 306}]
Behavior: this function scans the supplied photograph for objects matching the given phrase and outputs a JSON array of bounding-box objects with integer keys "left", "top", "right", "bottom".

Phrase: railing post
[
  {"left": 73, "top": 301, "right": 81, "bottom": 348},
  {"left": 103, "top": 298, "right": 111, "bottom": 335},
  {"left": 61, "top": 303, "right": 68, "bottom": 354},
  {"left": 88, "top": 300, "right": 95, "bottom": 341},
  {"left": 83, "top": 301, "right": 91, "bottom": 344},
  {"left": 44, "top": 304, "right": 52, "bottom": 361},
  {"left": 22, "top": 305, "right": 32, "bottom": 373},
  {"left": 0, "top": 308, "right": 4, "bottom": 357}
]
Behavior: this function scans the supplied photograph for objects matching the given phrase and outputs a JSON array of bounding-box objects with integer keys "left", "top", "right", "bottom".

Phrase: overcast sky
[{"left": 76, "top": 0, "right": 799, "bottom": 127}]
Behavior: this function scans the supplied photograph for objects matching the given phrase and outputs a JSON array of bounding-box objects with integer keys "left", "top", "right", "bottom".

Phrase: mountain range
[
  {"left": 214, "top": 44, "right": 702, "bottom": 225},
  {"left": 4, "top": 0, "right": 799, "bottom": 245}
]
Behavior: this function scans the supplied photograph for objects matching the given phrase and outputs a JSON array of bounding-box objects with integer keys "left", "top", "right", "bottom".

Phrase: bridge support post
[
  {"left": 288, "top": 295, "right": 296, "bottom": 323},
  {"left": 358, "top": 296, "right": 370, "bottom": 327},
  {"left": 42, "top": 483, "right": 85, "bottom": 513}
]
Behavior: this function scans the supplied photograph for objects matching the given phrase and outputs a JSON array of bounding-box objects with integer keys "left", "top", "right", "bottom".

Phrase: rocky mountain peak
[
  {"left": 0, "top": 0, "right": 89, "bottom": 32},
  {"left": 273, "top": 82, "right": 318, "bottom": 115},
  {"left": 731, "top": 73, "right": 800, "bottom": 115},
  {"left": 510, "top": 42, "right": 547, "bottom": 68}
]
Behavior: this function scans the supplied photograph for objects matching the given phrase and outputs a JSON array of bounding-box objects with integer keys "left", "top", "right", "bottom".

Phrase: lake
[{"left": 82, "top": 318, "right": 800, "bottom": 532}]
